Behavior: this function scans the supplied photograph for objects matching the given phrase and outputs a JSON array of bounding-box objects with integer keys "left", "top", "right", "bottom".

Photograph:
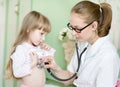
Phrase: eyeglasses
[{"left": 67, "top": 21, "right": 93, "bottom": 33}]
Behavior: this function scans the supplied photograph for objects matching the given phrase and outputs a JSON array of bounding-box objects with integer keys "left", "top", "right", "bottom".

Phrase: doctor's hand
[{"left": 44, "top": 56, "right": 60, "bottom": 72}]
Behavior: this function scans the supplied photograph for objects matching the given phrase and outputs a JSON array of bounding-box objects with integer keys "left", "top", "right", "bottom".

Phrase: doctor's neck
[{"left": 88, "top": 34, "right": 100, "bottom": 45}]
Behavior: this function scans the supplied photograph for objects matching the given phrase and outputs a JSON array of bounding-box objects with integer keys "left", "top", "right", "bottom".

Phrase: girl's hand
[
  {"left": 41, "top": 43, "right": 51, "bottom": 51},
  {"left": 29, "top": 52, "right": 38, "bottom": 68}
]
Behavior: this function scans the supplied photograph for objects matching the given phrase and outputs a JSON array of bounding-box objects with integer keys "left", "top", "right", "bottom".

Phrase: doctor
[{"left": 45, "top": 1, "right": 120, "bottom": 87}]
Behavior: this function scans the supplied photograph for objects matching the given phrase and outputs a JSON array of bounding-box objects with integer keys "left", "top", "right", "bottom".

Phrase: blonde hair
[
  {"left": 5, "top": 11, "right": 51, "bottom": 79},
  {"left": 71, "top": 0, "right": 112, "bottom": 37}
]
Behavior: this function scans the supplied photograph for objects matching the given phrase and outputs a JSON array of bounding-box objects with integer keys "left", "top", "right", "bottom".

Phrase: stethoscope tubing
[{"left": 46, "top": 43, "right": 87, "bottom": 81}]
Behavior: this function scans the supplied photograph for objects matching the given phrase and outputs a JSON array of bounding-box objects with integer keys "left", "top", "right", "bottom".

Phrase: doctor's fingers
[
  {"left": 44, "top": 56, "right": 56, "bottom": 65},
  {"left": 44, "top": 56, "right": 55, "bottom": 63},
  {"left": 44, "top": 61, "right": 58, "bottom": 71}
]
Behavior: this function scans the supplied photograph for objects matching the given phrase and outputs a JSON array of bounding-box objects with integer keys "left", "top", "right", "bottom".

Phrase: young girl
[{"left": 5, "top": 11, "right": 55, "bottom": 87}]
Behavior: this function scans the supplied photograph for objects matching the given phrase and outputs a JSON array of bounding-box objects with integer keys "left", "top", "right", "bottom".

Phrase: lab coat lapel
[{"left": 79, "top": 36, "right": 109, "bottom": 74}]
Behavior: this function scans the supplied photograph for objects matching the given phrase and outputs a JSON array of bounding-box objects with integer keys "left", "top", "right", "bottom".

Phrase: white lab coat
[{"left": 67, "top": 36, "right": 120, "bottom": 87}]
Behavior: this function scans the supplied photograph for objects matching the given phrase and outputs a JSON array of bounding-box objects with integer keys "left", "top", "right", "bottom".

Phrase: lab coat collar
[{"left": 86, "top": 36, "right": 109, "bottom": 58}]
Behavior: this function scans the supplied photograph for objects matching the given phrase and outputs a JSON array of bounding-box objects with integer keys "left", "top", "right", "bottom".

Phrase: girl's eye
[
  {"left": 40, "top": 33, "right": 44, "bottom": 35},
  {"left": 40, "top": 32, "right": 46, "bottom": 36}
]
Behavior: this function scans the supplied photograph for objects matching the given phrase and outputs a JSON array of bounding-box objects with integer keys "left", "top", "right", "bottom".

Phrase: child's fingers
[
  {"left": 41, "top": 43, "right": 51, "bottom": 50},
  {"left": 29, "top": 52, "right": 38, "bottom": 58}
]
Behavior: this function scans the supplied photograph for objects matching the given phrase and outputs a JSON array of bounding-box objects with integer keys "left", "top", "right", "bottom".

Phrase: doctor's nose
[{"left": 72, "top": 30, "right": 77, "bottom": 36}]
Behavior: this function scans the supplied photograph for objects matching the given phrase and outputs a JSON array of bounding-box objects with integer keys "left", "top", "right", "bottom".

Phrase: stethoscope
[{"left": 46, "top": 42, "right": 88, "bottom": 81}]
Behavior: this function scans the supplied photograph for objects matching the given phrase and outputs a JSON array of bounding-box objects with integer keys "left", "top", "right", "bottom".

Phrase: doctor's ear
[
  {"left": 27, "top": 29, "right": 30, "bottom": 33},
  {"left": 91, "top": 21, "right": 98, "bottom": 31}
]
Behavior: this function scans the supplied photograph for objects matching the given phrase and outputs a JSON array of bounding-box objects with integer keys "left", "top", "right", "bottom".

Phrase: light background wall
[{"left": 0, "top": 0, "right": 120, "bottom": 87}]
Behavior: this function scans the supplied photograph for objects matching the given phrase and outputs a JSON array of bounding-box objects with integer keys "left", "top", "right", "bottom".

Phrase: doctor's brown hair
[{"left": 71, "top": 1, "right": 112, "bottom": 37}]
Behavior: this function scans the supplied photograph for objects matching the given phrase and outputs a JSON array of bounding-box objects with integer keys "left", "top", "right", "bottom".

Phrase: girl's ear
[{"left": 91, "top": 21, "right": 98, "bottom": 31}]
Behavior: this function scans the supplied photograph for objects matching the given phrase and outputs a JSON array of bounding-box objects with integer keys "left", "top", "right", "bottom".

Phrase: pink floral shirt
[{"left": 11, "top": 42, "right": 55, "bottom": 78}]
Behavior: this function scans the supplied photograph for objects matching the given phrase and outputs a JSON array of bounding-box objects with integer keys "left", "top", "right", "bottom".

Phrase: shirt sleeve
[
  {"left": 96, "top": 53, "right": 120, "bottom": 87},
  {"left": 11, "top": 45, "right": 32, "bottom": 78}
]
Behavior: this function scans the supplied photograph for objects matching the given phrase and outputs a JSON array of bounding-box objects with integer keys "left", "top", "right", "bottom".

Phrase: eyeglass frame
[{"left": 67, "top": 21, "right": 94, "bottom": 33}]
